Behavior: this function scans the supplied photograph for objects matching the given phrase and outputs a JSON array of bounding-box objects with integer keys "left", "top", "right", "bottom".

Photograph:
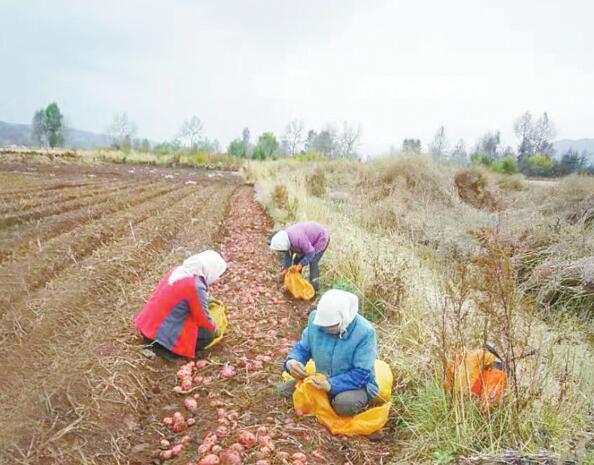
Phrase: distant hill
[
  {"left": 0, "top": 120, "right": 112, "bottom": 149},
  {"left": 554, "top": 139, "right": 594, "bottom": 163}
]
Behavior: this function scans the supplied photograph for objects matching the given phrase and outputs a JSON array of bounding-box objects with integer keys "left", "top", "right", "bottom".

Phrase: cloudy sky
[{"left": 1, "top": 0, "right": 593, "bottom": 154}]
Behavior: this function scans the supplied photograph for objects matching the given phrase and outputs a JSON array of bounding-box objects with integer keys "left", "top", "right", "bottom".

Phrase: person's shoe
[
  {"left": 369, "top": 430, "right": 385, "bottom": 442},
  {"left": 274, "top": 380, "right": 297, "bottom": 398}
]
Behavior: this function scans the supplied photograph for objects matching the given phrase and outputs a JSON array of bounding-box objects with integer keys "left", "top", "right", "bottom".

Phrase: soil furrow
[
  {"left": 0, "top": 181, "right": 150, "bottom": 228},
  {"left": 0, "top": 182, "right": 177, "bottom": 262},
  {"left": 0, "top": 183, "right": 237, "bottom": 462},
  {"left": 0, "top": 184, "right": 202, "bottom": 318}
]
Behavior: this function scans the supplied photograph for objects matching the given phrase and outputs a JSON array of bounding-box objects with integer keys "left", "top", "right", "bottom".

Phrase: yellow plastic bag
[
  {"left": 445, "top": 349, "right": 497, "bottom": 394},
  {"left": 283, "top": 360, "right": 393, "bottom": 435},
  {"left": 284, "top": 265, "right": 315, "bottom": 300},
  {"left": 445, "top": 349, "right": 507, "bottom": 411},
  {"left": 204, "top": 299, "right": 228, "bottom": 349}
]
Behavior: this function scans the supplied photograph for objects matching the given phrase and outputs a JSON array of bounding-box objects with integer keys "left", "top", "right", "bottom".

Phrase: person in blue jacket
[{"left": 281, "top": 289, "right": 379, "bottom": 417}]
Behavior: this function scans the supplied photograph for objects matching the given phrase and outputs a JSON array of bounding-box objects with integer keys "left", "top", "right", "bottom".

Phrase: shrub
[
  {"left": 522, "top": 155, "right": 556, "bottom": 177},
  {"left": 491, "top": 156, "right": 518, "bottom": 174}
]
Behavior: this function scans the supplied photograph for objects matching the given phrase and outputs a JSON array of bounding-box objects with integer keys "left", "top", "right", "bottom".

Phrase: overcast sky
[{"left": 1, "top": 0, "right": 593, "bottom": 154}]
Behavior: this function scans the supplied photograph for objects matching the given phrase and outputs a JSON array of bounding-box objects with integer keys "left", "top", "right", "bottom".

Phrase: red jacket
[{"left": 133, "top": 269, "right": 215, "bottom": 358}]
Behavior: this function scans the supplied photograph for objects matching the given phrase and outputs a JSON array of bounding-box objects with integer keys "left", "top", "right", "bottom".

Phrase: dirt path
[{"left": 128, "top": 187, "right": 391, "bottom": 465}]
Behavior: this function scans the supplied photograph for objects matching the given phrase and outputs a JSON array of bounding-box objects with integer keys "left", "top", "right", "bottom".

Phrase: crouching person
[
  {"left": 281, "top": 289, "right": 379, "bottom": 416},
  {"left": 133, "top": 250, "right": 227, "bottom": 360},
  {"left": 270, "top": 221, "right": 329, "bottom": 293}
]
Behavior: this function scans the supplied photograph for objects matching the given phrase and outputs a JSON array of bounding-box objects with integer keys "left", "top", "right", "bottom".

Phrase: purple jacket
[{"left": 286, "top": 222, "right": 329, "bottom": 265}]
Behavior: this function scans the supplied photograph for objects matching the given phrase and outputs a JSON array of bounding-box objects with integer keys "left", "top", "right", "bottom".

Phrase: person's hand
[
  {"left": 295, "top": 263, "right": 304, "bottom": 273},
  {"left": 309, "top": 376, "right": 331, "bottom": 392},
  {"left": 286, "top": 359, "right": 306, "bottom": 380}
]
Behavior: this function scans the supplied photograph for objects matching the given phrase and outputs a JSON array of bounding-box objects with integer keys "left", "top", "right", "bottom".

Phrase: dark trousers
[{"left": 143, "top": 328, "right": 214, "bottom": 360}]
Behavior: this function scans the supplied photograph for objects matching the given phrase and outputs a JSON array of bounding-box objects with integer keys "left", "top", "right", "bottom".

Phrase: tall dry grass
[{"left": 244, "top": 158, "right": 594, "bottom": 464}]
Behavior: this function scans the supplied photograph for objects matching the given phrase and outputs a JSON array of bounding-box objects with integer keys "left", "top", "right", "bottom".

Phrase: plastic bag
[
  {"left": 204, "top": 299, "right": 228, "bottom": 349},
  {"left": 445, "top": 349, "right": 507, "bottom": 410},
  {"left": 284, "top": 360, "right": 393, "bottom": 435},
  {"left": 284, "top": 265, "right": 315, "bottom": 300}
]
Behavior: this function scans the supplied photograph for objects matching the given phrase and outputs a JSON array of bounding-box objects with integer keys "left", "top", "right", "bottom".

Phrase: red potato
[
  {"left": 211, "top": 445, "right": 223, "bottom": 454},
  {"left": 216, "top": 426, "right": 228, "bottom": 438},
  {"left": 220, "top": 365, "right": 237, "bottom": 379},
  {"left": 229, "top": 443, "right": 245, "bottom": 453},
  {"left": 194, "top": 375, "right": 204, "bottom": 384},
  {"left": 265, "top": 416, "right": 274, "bottom": 423},
  {"left": 181, "top": 379, "right": 193, "bottom": 391},
  {"left": 195, "top": 360, "right": 209, "bottom": 369},
  {"left": 160, "top": 450, "right": 173, "bottom": 460},
  {"left": 276, "top": 452, "right": 290, "bottom": 460},
  {"left": 181, "top": 435, "right": 192, "bottom": 444},
  {"left": 174, "top": 386, "right": 184, "bottom": 393},
  {"left": 294, "top": 409, "right": 305, "bottom": 416},
  {"left": 292, "top": 453, "right": 307, "bottom": 461},
  {"left": 187, "top": 418, "right": 196, "bottom": 427},
  {"left": 163, "top": 417, "right": 174, "bottom": 426},
  {"left": 173, "top": 422, "right": 187, "bottom": 433},
  {"left": 256, "top": 426, "right": 268, "bottom": 435},
  {"left": 197, "top": 455, "right": 220, "bottom": 465},
  {"left": 184, "top": 398, "right": 198, "bottom": 411},
  {"left": 256, "top": 461, "right": 270, "bottom": 465},
  {"left": 220, "top": 450, "right": 242, "bottom": 465},
  {"left": 203, "top": 376, "right": 213, "bottom": 385},
  {"left": 237, "top": 430, "right": 257, "bottom": 448},
  {"left": 160, "top": 439, "right": 171, "bottom": 449},
  {"left": 197, "top": 444, "right": 211, "bottom": 455},
  {"left": 171, "top": 444, "right": 184, "bottom": 455},
  {"left": 173, "top": 412, "right": 185, "bottom": 421}
]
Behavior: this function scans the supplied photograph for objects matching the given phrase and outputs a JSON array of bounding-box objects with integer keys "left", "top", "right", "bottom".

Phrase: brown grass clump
[
  {"left": 454, "top": 169, "right": 500, "bottom": 211},
  {"left": 305, "top": 167, "right": 327, "bottom": 198}
]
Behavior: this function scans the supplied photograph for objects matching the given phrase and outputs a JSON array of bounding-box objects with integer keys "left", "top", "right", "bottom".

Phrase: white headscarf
[
  {"left": 313, "top": 289, "right": 359, "bottom": 337},
  {"left": 168, "top": 250, "right": 227, "bottom": 286},
  {"left": 270, "top": 230, "right": 290, "bottom": 251}
]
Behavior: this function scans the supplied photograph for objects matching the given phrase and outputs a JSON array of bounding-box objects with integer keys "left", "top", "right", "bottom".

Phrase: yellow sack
[
  {"left": 445, "top": 349, "right": 497, "bottom": 394},
  {"left": 284, "top": 265, "right": 315, "bottom": 300},
  {"left": 204, "top": 299, "right": 228, "bottom": 349},
  {"left": 283, "top": 360, "right": 393, "bottom": 436}
]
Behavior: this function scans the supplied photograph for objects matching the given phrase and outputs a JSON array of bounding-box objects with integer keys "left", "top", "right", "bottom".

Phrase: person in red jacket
[{"left": 134, "top": 250, "right": 227, "bottom": 360}]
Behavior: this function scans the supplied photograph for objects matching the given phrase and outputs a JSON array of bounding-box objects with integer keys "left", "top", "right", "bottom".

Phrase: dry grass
[{"left": 246, "top": 157, "right": 594, "bottom": 464}]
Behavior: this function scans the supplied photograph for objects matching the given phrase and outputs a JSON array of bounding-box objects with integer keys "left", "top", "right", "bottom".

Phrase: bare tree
[
  {"left": 282, "top": 119, "right": 305, "bottom": 156},
  {"left": 450, "top": 139, "right": 468, "bottom": 166},
  {"left": 429, "top": 126, "right": 448, "bottom": 161},
  {"left": 532, "top": 112, "right": 556, "bottom": 156},
  {"left": 178, "top": 116, "right": 204, "bottom": 149},
  {"left": 513, "top": 112, "right": 533, "bottom": 156},
  {"left": 110, "top": 113, "right": 137, "bottom": 149},
  {"left": 338, "top": 121, "right": 361, "bottom": 159}
]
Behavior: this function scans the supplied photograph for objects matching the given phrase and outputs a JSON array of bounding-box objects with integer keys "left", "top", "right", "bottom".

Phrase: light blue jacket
[{"left": 284, "top": 311, "right": 379, "bottom": 399}]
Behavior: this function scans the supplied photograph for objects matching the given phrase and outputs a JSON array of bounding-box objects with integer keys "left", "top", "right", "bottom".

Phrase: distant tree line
[
  {"left": 227, "top": 120, "right": 362, "bottom": 160},
  {"left": 398, "top": 112, "right": 594, "bottom": 177}
]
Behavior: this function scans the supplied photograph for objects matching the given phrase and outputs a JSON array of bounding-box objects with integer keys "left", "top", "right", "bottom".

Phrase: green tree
[
  {"left": 252, "top": 132, "right": 279, "bottom": 159},
  {"left": 42, "top": 102, "right": 64, "bottom": 148},
  {"left": 227, "top": 138, "right": 248, "bottom": 158}
]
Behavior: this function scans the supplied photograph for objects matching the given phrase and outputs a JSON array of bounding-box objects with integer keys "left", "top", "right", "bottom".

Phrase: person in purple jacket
[{"left": 269, "top": 221, "right": 329, "bottom": 292}]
